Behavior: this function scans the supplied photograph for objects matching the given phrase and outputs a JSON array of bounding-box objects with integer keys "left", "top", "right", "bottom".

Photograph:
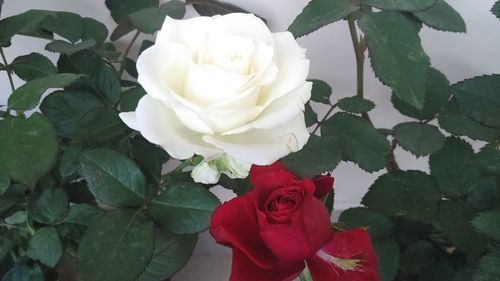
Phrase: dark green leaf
[
  {"left": 322, "top": 112, "right": 390, "bottom": 172},
  {"left": 191, "top": 0, "right": 251, "bottom": 17},
  {"left": 95, "top": 43, "right": 121, "bottom": 61},
  {"left": 63, "top": 203, "right": 103, "bottom": 226},
  {"left": 217, "top": 175, "right": 252, "bottom": 196},
  {"left": 474, "top": 247, "right": 500, "bottom": 281},
  {"left": 0, "top": 184, "right": 25, "bottom": 214},
  {"left": 309, "top": 79, "right": 332, "bottom": 104},
  {"left": 94, "top": 64, "right": 121, "bottom": 104},
  {"left": 1, "top": 265, "right": 43, "bottom": 281},
  {"left": 452, "top": 74, "right": 500, "bottom": 128},
  {"left": 0, "top": 10, "right": 55, "bottom": 47},
  {"left": 4, "top": 210, "right": 27, "bottom": 224},
  {"left": 288, "top": 0, "right": 358, "bottom": 38},
  {"left": 81, "top": 17, "right": 108, "bottom": 45},
  {"left": 467, "top": 177, "right": 499, "bottom": 211},
  {"left": 110, "top": 20, "right": 135, "bottom": 41},
  {"left": 40, "top": 90, "right": 105, "bottom": 137},
  {"left": 0, "top": 236, "right": 13, "bottom": 261},
  {"left": 438, "top": 201, "right": 487, "bottom": 257},
  {"left": 28, "top": 188, "right": 69, "bottom": 224},
  {"left": 401, "top": 240, "right": 438, "bottom": 274},
  {"left": 62, "top": 181, "right": 94, "bottom": 204},
  {"left": 105, "top": 0, "right": 159, "bottom": 23},
  {"left": 359, "top": 11, "right": 430, "bottom": 108},
  {"left": 42, "top": 11, "right": 83, "bottom": 43},
  {"left": 394, "top": 122, "right": 445, "bottom": 157},
  {"left": 337, "top": 96, "right": 375, "bottom": 113},
  {"left": 27, "top": 227, "right": 62, "bottom": 267},
  {"left": 361, "top": 0, "right": 438, "bottom": 11},
  {"left": 79, "top": 148, "right": 148, "bottom": 207},
  {"left": 492, "top": 1, "right": 500, "bottom": 20},
  {"left": 476, "top": 144, "right": 500, "bottom": 175},
  {"left": 77, "top": 209, "right": 154, "bottom": 281},
  {"left": 338, "top": 207, "right": 394, "bottom": 241},
  {"left": 438, "top": 101, "right": 500, "bottom": 141},
  {"left": 0, "top": 114, "right": 58, "bottom": 187},
  {"left": 304, "top": 103, "right": 317, "bottom": 127},
  {"left": 281, "top": 135, "right": 342, "bottom": 178},
  {"left": 413, "top": 0, "right": 466, "bottom": 33},
  {"left": 137, "top": 229, "right": 197, "bottom": 281},
  {"left": 418, "top": 260, "right": 456, "bottom": 281},
  {"left": 374, "top": 239, "right": 400, "bottom": 281},
  {"left": 10, "top": 52, "right": 57, "bottom": 81},
  {"left": 392, "top": 67, "right": 451, "bottom": 120},
  {"left": 73, "top": 108, "right": 127, "bottom": 144},
  {"left": 45, "top": 39, "right": 97, "bottom": 56},
  {"left": 8, "top": 73, "right": 82, "bottom": 111},
  {"left": 124, "top": 58, "right": 138, "bottom": 78},
  {"left": 362, "top": 171, "right": 441, "bottom": 221},
  {"left": 140, "top": 40, "right": 154, "bottom": 54},
  {"left": 130, "top": 137, "right": 169, "bottom": 185},
  {"left": 130, "top": 0, "right": 186, "bottom": 33},
  {"left": 148, "top": 181, "right": 220, "bottom": 233},
  {"left": 429, "top": 137, "right": 481, "bottom": 197},
  {"left": 120, "top": 86, "right": 146, "bottom": 111},
  {"left": 471, "top": 210, "right": 500, "bottom": 241}
]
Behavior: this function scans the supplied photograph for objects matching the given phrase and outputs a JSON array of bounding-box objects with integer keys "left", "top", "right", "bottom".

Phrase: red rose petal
[
  {"left": 258, "top": 193, "right": 332, "bottom": 260},
  {"left": 229, "top": 249, "right": 305, "bottom": 281},
  {"left": 313, "top": 175, "right": 334, "bottom": 199},
  {"left": 306, "top": 228, "right": 380, "bottom": 281},
  {"left": 210, "top": 195, "right": 277, "bottom": 269},
  {"left": 249, "top": 162, "right": 288, "bottom": 183}
]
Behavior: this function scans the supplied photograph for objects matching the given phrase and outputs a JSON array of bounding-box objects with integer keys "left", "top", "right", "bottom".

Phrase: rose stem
[{"left": 118, "top": 30, "right": 141, "bottom": 77}]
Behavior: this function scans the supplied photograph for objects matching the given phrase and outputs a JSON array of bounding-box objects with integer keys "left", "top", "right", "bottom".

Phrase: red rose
[{"left": 210, "top": 162, "right": 380, "bottom": 281}]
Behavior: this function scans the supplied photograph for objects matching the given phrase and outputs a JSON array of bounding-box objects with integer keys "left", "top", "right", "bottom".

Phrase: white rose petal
[{"left": 120, "top": 13, "right": 312, "bottom": 184}]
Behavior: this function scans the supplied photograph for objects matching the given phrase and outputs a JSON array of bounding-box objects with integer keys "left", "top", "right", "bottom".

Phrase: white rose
[{"left": 120, "top": 13, "right": 311, "bottom": 183}]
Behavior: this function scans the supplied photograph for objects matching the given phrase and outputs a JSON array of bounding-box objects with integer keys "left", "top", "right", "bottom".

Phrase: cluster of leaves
[
  {"left": 0, "top": 0, "right": 254, "bottom": 280},
  {"left": 285, "top": 0, "right": 500, "bottom": 281}
]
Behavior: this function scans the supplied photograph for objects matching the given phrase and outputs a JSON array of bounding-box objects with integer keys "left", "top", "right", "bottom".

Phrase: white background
[{"left": 1, "top": 0, "right": 500, "bottom": 280}]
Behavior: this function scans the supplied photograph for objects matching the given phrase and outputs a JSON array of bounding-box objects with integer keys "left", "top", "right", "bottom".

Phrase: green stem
[
  {"left": 118, "top": 30, "right": 141, "bottom": 77},
  {"left": 347, "top": 15, "right": 364, "bottom": 98},
  {"left": 312, "top": 102, "right": 338, "bottom": 135},
  {"left": 0, "top": 48, "right": 15, "bottom": 93}
]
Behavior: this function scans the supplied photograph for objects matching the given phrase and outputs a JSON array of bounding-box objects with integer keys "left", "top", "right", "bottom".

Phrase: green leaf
[
  {"left": 476, "top": 144, "right": 500, "bottom": 175},
  {"left": 304, "top": 103, "right": 317, "bottom": 127},
  {"left": 125, "top": 58, "right": 138, "bottom": 78},
  {"left": 392, "top": 67, "right": 451, "bottom": 120},
  {"left": 120, "top": 86, "right": 146, "bottom": 111},
  {"left": 394, "top": 122, "right": 445, "bottom": 157},
  {"left": 452, "top": 74, "right": 500, "bottom": 128},
  {"left": 4, "top": 210, "right": 27, "bottom": 224},
  {"left": 280, "top": 135, "right": 342, "bottom": 178},
  {"left": 130, "top": 137, "right": 169, "bottom": 185},
  {"left": 81, "top": 18, "right": 108, "bottom": 45},
  {"left": 467, "top": 177, "right": 499, "bottom": 211},
  {"left": 418, "top": 260, "right": 456, "bottom": 281},
  {"left": 309, "top": 79, "right": 332, "bottom": 104},
  {"left": 46, "top": 39, "right": 97, "bottom": 56},
  {"left": 337, "top": 96, "right": 375, "bottom": 113},
  {"left": 0, "top": 176, "right": 9, "bottom": 196},
  {"left": 361, "top": 0, "right": 438, "bottom": 11},
  {"left": 362, "top": 171, "right": 441, "bottom": 221},
  {"left": 63, "top": 203, "right": 103, "bottom": 226},
  {"left": 0, "top": 114, "right": 58, "bottom": 187},
  {"left": 105, "top": 0, "right": 159, "bottom": 23},
  {"left": 359, "top": 11, "right": 430, "bottom": 108},
  {"left": 77, "top": 209, "right": 154, "bottom": 281},
  {"left": 288, "top": 0, "right": 358, "bottom": 38},
  {"left": 41, "top": 11, "right": 83, "bottom": 43},
  {"left": 140, "top": 40, "right": 154, "bottom": 54},
  {"left": 0, "top": 236, "right": 13, "bottom": 261},
  {"left": 492, "top": 1, "right": 500, "bottom": 20},
  {"left": 40, "top": 90, "right": 105, "bottom": 137},
  {"left": 471, "top": 210, "right": 500, "bottom": 241},
  {"left": 1, "top": 265, "right": 43, "bottom": 281},
  {"left": 413, "top": 0, "right": 466, "bottom": 33},
  {"left": 322, "top": 112, "right": 390, "bottom": 172},
  {"left": 338, "top": 207, "right": 394, "bottom": 241},
  {"left": 79, "top": 148, "right": 148, "bottom": 207},
  {"left": 429, "top": 137, "right": 481, "bottom": 197},
  {"left": 130, "top": 0, "right": 186, "bottom": 33},
  {"left": 110, "top": 20, "right": 135, "bottom": 41},
  {"left": 7, "top": 73, "right": 83, "bottom": 111},
  {"left": 148, "top": 180, "right": 220, "bottom": 233},
  {"left": 27, "top": 227, "right": 62, "bottom": 267},
  {"left": 374, "top": 239, "right": 400, "bottom": 281},
  {"left": 137, "top": 229, "right": 197, "bottom": 281},
  {"left": 0, "top": 10, "right": 55, "bottom": 47},
  {"left": 0, "top": 184, "right": 25, "bottom": 215},
  {"left": 73, "top": 108, "right": 127, "bottom": 144},
  {"left": 438, "top": 101, "right": 500, "bottom": 141},
  {"left": 28, "top": 188, "right": 69, "bottom": 224},
  {"left": 474, "top": 247, "right": 500, "bottom": 281},
  {"left": 190, "top": 0, "right": 252, "bottom": 17},
  {"left": 400, "top": 240, "right": 438, "bottom": 274},
  {"left": 438, "top": 201, "right": 487, "bottom": 257},
  {"left": 10, "top": 52, "right": 57, "bottom": 81}
]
